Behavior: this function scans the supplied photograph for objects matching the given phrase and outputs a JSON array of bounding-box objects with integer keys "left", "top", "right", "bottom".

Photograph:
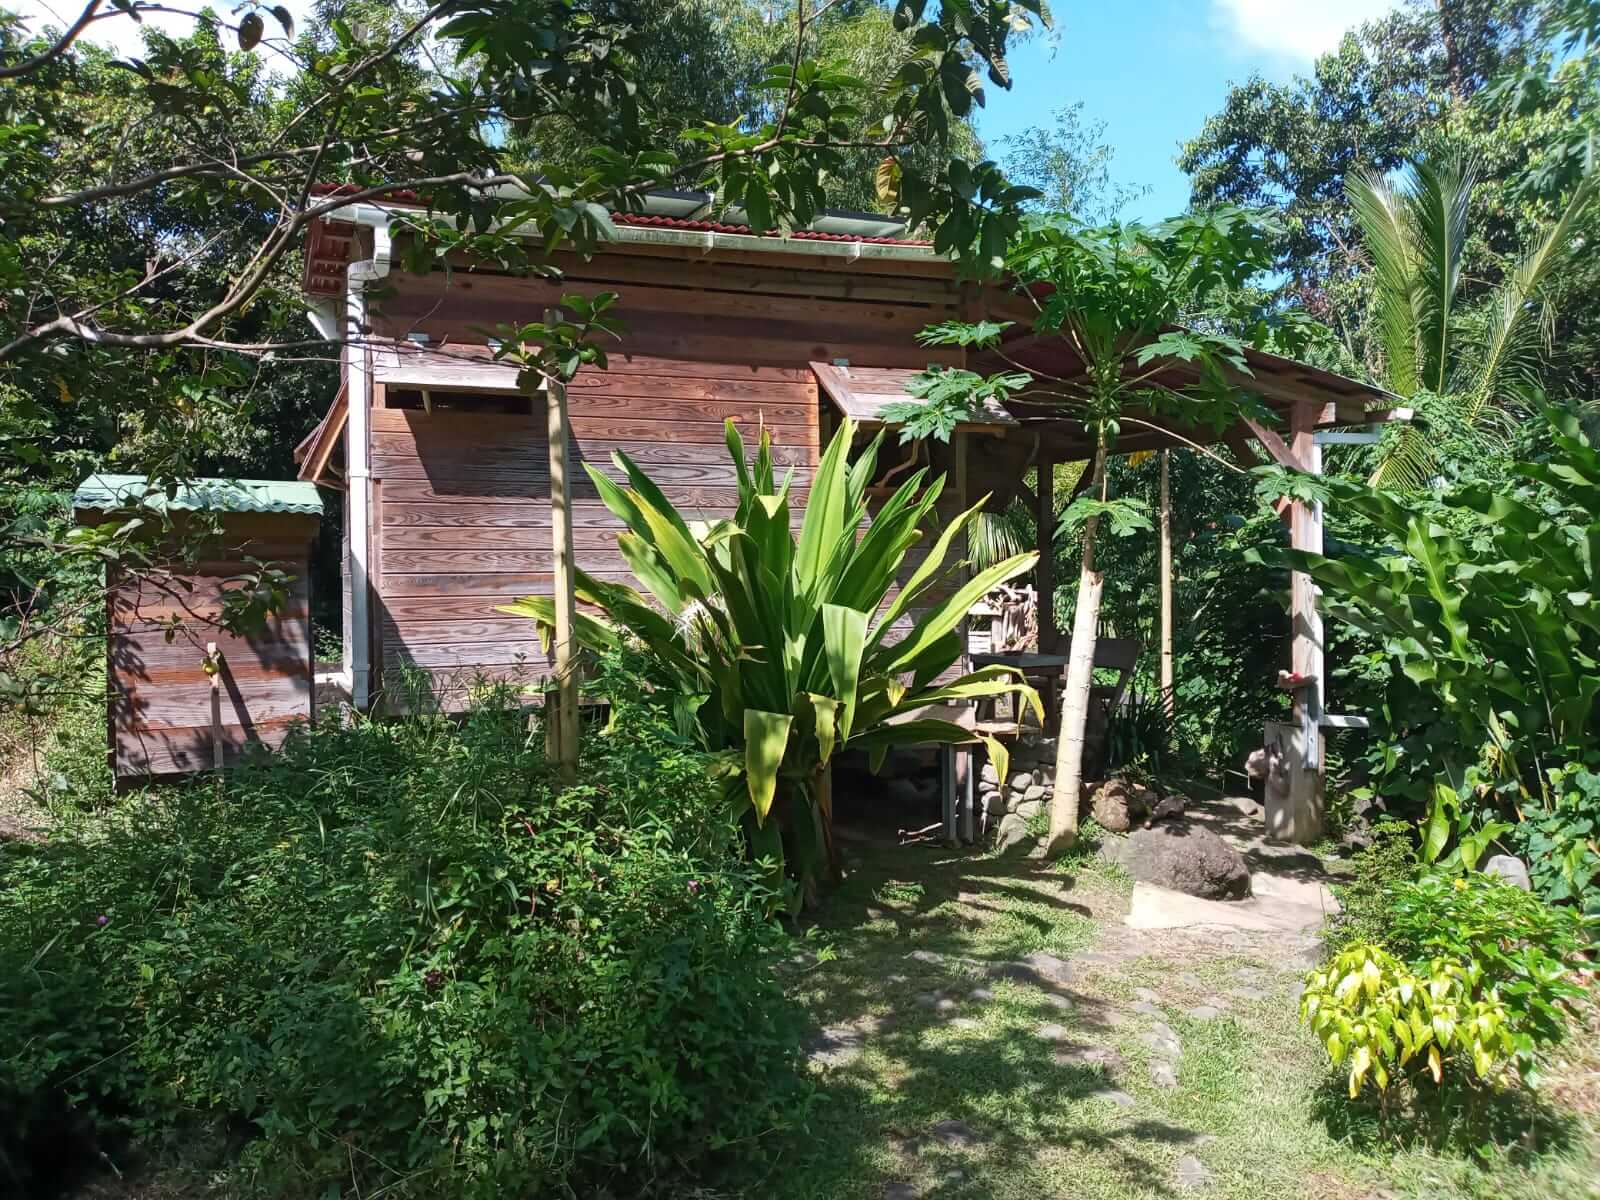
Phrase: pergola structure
[{"left": 812, "top": 328, "right": 1409, "bottom": 845}]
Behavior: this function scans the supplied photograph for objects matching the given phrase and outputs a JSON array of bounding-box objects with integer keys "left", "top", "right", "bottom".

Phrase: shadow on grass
[
  {"left": 1308, "top": 1069, "right": 1583, "bottom": 1166},
  {"left": 736, "top": 836, "right": 1200, "bottom": 1199}
]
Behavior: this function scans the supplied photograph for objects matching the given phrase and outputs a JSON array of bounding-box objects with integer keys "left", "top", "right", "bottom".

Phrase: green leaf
[
  {"left": 822, "top": 605, "right": 868, "bottom": 743},
  {"left": 744, "top": 710, "right": 793, "bottom": 826}
]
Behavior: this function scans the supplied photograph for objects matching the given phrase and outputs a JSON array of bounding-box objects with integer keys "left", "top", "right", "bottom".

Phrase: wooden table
[{"left": 970, "top": 652, "right": 1069, "bottom": 726}]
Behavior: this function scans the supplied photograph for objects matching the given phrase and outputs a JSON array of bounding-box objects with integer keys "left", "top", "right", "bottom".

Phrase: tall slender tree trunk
[
  {"left": 1046, "top": 440, "right": 1109, "bottom": 856},
  {"left": 1158, "top": 449, "right": 1174, "bottom": 718}
]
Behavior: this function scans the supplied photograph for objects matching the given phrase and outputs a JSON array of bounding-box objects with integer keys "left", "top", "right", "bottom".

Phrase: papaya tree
[
  {"left": 501, "top": 416, "right": 1041, "bottom": 906},
  {"left": 910, "top": 209, "right": 1284, "bottom": 854}
]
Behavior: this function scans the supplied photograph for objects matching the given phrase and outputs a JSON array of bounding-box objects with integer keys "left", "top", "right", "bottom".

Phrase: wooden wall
[
  {"left": 360, "top": 243, "right": 978, "bottom": 706},
  {"left": 104, "top": 514, "right": 318, "bottom": 778}
]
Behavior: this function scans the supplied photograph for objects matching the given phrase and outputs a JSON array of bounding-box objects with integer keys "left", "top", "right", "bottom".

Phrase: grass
[{"left": 729, "top": 830, "right": 1600, "bottom": 1200}]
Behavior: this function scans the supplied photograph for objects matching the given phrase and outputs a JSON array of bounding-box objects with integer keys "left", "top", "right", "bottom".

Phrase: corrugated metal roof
[
  {"left": 73, "top": 474, "right": 325, "bottom": 516},
  {"left": 611, "top": 212, "right": 928, "bottom": 246}
]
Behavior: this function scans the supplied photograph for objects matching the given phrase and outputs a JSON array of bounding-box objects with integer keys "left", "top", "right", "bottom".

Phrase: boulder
[
  {"left": 1015, "top": 800, "right": 1043, "bottom": 821},
  {"left": 1023, "top": 783, "right": 1048, "bottom": 802},
  {"left": 1089, "top": 777, "right": 1156, "bottom": 833},
  {"left": 1484, "top": 854, "right": 1532, "bottom": 891},
  {"left": 981, "top": 762, "right": 1000, "bottom": 787},
  {"left": 982, "top": 790, "right": 1007, "bottom": 819},
  {"left": 1008, "top": 770, "right": 1036, "bottom": 792},
  {"left": 1121, "top": 821, "right": 1251, "bottom": 900},
  {"left": 994, "top": 812, "right": 1031, "bottom": 854}
]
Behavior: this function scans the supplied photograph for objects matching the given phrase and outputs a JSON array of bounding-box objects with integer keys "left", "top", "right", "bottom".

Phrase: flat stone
[
  {"left": 1130, "top": 1000, "right": 1164, "bottom": 1017},
  {"left": 990, "top": 950, "right": 1075, "bottom": 987},
  {"left": 1056, "top": 1044, "right": 1125, "bottom": 1074},
  {"left": 928, "top": 1118, "right": 983, "bottom": 1148},
  {"left": 1186, "top": 1005, "right": 1225, "bottom": 1021},
  {"left": 1015, "top": 800, "right": 1043, "bottom": 821},
  {"left": 981, "top": 763, "right": 1000, "bottom": 786},
  {"left": 969, "top": 986, "right": 995, "bottom": 1002},
  {"left": 1090, "top": 1087, "right": 1136, "bottom": 1108},
  {"left": 1023, "top": 783, "right": 1048, "bottom": 801},
  {"left": 807, "top": 1026, "right": 866, "bottom": 1068},
  {"left": 1150, "top": 1060, "right": 1179, "bottom": 1089},
  {"left": 1175, "top": 1153, "right": 1212, "bottom": 1191},
  {"left": 883, "top": 1184, "right": 919, "bottom": 1200},
  {"left": 1009, "top": 770, "right": 1036, "bottom": 791},
  {"left": 1140, "top": 1023, "right": 1182, "bottom": 1059},
  {"left": 1134, "top": 987, "right": 1161, "bottom": 1004},
  {"left": 1036, "top": 1022, "right": 1070, "bottom": 1042},
  {"left": 1227, "top": 986, "right": 1268, "bottom": 1002},
  {"left": 914, "top": 991, "right": 940, "bottom": 1008},
  {"left": 950, "top": 1017, "right": 980, "bottom": 1031},
  {"left": 1040, "top": 992, "right": 1073, "bottom": 1011},
  {"left": 855, "top": 1013, "right": 897, "bottom": 1035}
]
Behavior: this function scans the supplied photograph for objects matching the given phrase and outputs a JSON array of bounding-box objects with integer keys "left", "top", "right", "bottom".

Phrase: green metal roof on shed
[{"left": 73, "top": 474, "right": 324, "bottom": 516}]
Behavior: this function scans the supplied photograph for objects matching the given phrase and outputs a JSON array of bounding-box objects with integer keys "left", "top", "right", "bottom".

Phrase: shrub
[
  {"left": 1324, "top": 819, "right": 1419, "bottom": 952},
  {"left": 1303, "top": 870, "right": 1593, "bottom": 1105},
  {"left": 0, "top": 681, "right": 805, "bottom": 1197}
]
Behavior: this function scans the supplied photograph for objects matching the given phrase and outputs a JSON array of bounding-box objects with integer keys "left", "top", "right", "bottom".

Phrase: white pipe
[{"left": 344, "top": 218, "right": 392, "bottom": 709}]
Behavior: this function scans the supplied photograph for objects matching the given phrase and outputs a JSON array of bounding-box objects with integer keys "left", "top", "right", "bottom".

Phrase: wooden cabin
[
  {"left": 296, "top": 192, "right": 1399, "bottom": 842},
  {"left": 73, "top": 475, "right": 322, "bottom": 781}
]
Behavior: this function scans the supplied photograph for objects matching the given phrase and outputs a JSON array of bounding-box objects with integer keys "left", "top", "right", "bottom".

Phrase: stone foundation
[{"left": 977, "top": 732, "right": 1058, "bottom": 849}]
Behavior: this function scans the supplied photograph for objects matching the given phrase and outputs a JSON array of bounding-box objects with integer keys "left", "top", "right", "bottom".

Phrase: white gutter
[{"left": 343, "top": 212, "right": 393, "bottom": 709}]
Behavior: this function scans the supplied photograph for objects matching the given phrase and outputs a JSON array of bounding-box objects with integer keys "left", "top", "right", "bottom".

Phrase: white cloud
[
  {"left": 6, "top": 1, "right": 307, "bottom": 68},
  {"left": 1209, "top": 0, "right": 1400, "bottom": 64}
]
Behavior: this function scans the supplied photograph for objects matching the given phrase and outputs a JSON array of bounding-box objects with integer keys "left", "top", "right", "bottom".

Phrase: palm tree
[{"left": 1347, "top": 157, "right": 1595, "bottom": 488}]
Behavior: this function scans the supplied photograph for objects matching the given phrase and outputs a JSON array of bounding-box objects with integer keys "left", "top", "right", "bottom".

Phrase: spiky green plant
[{"left": 501, "top": 417, "right": 1040, "bottom": 904}]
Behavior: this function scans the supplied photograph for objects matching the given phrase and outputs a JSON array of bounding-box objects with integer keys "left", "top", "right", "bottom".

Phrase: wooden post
[
  {"left": 1158, "top": 450, "right": 1174, "bottom": 717},
  {"left": 1278, "top": 404, "right": 1325, "bottom": 843},
  {"left": 547, "top": 374, "right": 580, "bottom": 785},
  {"left": 1035, "top": 451, "right": 1056, "bottom": 652}
]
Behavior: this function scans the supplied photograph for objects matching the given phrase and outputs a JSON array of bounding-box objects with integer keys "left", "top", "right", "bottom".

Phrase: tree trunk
[
  {"left": 1159, "top": 449, "right": 1174, "bottom": 718},
  {"left": 1046, "top": 441, "right": 1109, "bottom": 857}
]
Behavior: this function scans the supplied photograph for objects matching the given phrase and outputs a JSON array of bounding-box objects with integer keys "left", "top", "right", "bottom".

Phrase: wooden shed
[{"left": 73, "top": 475, "right": 323, "bottom": 781}]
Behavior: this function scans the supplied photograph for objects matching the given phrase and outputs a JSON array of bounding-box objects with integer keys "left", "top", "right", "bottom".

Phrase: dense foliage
[
  {"left": 1272, "top": 407, "right": 1600, "bottom": 909},
  {"left": 504, "top": 418, "right": 1040, "bottom": 903},
  {"left": 0, "top": 677, "right": 805, "bottom": 1196}
]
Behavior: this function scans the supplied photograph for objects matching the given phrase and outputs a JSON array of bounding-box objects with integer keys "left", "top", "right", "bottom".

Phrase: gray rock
[
  {"left": 994, "top": 812, "right": 1032, "bottom": 853},
  {"left": 1130, "top": 1000, "right": 1164, "bottom": 1017},
  {"left": 883, "top": 1184, "right": 919, "bottom": 1200},
  {"left": 1035, "top": 1022, "right": 1070, "bottom": 1042},
  {"left": 1015, "top": 800, "right": 1043, "bottom": 821},
  {"left": 807, "top": 1026, "right": 866, "bottom": 1068},
  {"left": 990, "top": 950, "right": 1075, "bottom": 987},
  {"left": 1133, "top": 987, "right": 1160, "bottom": 1004},
  {"left": 1023, "top": 783, "right": 1048, "bottom": 802},
  {"left": 1150, "top": 1060, "right": 1179, "bottom": 1089},
  {"left": 1227, "top": 987, "right": 1268, "bottom": 1003},
  {"left": 982, "top": 790, "right": 1007, "bottom": 818},
  {"left": 1008, "top": 770, "right": 1036, "bottom": 792},
  {"left": 1140, "top": 1022, "right": 1182, "bottom": 1059},
  {"left": 1090, "top": 1087, "right": 1136, "bottom": 1107},
  {"left": 1175, "top": 1154, "right": 1212, "bottom": 1191},
  {"left": 981, "top": 762, "right": 1000, "bottom": 786},
  {"left": 1145, "top": 792, "right": 1189, "bottom": 826},
  {"left": 929, "top": 1118, "right": 982, "bottom": 1148},
  {"left": 969, "top": 986, "right": 996, "bottom": 1003},
  {"left": 950, "top": 1017, "right": 980, "bottom": 1031},
  {"left": 1121, "top": 821, "right": 1252, "bottom": 900},
  {"left": 1056, "top": 1044, "right": 1125, "bottom": 1074},
  {"left": 1485, "top": 854, "right": 1533, "bottom": 890},
  {"left": 1039, "top": 992, "right": 1073, "bottom": 1011},
  {"left": 1186, "top": 1005, "right": 1225, "bottom": 1021}
]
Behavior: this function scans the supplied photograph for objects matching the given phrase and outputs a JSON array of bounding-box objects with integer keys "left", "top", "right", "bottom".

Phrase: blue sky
[{"left": 976, "top": 0, "right": 1400, "bottom": 221}]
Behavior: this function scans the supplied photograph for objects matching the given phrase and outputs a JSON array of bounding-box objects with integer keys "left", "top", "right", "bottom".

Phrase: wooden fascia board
[{"left": 298, "top": 384, "right": 349, "bottom": 485}]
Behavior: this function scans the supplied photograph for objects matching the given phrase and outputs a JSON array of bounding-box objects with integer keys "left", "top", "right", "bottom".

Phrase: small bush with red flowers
[{"left": 0, "top": 666, "right": 806, "bottom": 1197}]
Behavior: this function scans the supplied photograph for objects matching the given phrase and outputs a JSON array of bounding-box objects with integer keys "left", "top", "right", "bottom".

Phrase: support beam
[
  {"left": 1036, "top": 453, "right": 1056, "bottom": 652},
  {"left": 547, "top": 374, "right": 580, "bottom": 786},
  {"left": 1272, "top": 403, "right": 1325, "bottom": 844},
  {"left": 1241, "top": 414, "right": 1310, "bottom": 474}
]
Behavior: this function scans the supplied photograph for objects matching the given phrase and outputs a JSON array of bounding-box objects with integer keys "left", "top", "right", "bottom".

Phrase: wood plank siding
[
  {"left": 357, "top": 245, "right": 983, "bottom": 707},
  {"left": 103, "top": 515, "right": 319, "bottom": 778}
]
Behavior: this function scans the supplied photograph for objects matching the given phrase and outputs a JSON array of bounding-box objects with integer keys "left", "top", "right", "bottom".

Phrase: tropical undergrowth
[{"left": 0, "top": 662, "right": 807, "bottom": 1198}]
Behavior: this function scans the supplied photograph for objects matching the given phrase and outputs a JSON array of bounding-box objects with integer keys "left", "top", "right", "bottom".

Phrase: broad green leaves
[{"left": 502, "top": 417, "right": 1039, "bottom": 900}]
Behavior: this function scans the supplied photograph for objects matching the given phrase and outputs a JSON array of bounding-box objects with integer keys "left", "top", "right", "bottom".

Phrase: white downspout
[{"left": 345, "top": 219, "right": 392, "bottom": 709}]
